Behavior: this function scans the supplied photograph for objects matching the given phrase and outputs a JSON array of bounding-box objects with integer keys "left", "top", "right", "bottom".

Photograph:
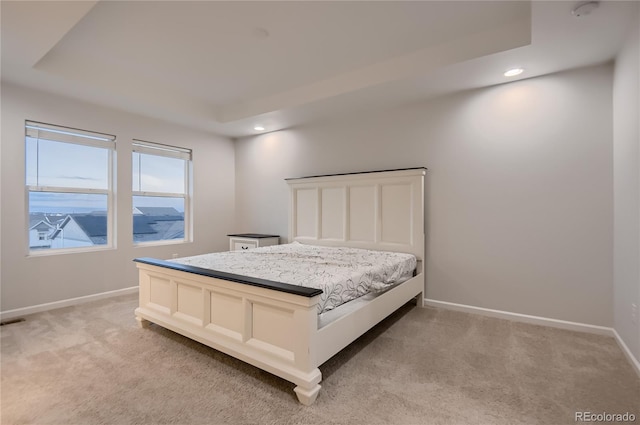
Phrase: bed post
[
  {"left": 294, "top": 382, "right": 322, "bottom": 405},
  {"left": 415, "top": 258, "right": 425, "bottom": 308},
  {"left": 290, "top": 300, "right": 322, "bottom": 405},
  {"left": 136, "top": 316, "right": 151, "bottom": 328}
]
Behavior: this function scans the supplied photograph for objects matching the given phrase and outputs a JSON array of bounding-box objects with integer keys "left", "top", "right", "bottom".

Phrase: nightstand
[{"left": 228, "top": 233, "right": 279, "bottom": 251}]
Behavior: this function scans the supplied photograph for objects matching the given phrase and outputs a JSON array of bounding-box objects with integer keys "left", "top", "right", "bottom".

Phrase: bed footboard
[{"left": 134, "top": 261, "right": 323, "bottom": 405}]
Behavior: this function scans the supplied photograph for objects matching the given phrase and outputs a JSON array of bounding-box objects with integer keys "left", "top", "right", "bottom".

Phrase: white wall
[
  {"left": 613, "top": 5, "right": 640, "bottom": 361},
  {"left": 0, "top": 83, "right": 235, "bottom": 312},
  {"left": 235, "top": 64, "right": 614, "bottom": 327}
]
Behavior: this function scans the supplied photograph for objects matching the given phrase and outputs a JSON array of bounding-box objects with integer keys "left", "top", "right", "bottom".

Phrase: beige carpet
[{"left": 1, "top": 294, "right": 638, "bottom": 425}]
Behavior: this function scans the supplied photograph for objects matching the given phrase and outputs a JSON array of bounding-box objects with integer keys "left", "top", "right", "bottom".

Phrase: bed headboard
[{"left": 286, "top": 168, "right": 426, "bottom": 260}]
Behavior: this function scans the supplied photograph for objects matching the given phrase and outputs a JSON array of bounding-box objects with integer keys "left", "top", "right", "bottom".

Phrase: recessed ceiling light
[
  {"left": 254, "top": 126, "right": 265, "bottom": 131},
  {"left": 504, "top": 68, "right": 524, "bottom": 77}
]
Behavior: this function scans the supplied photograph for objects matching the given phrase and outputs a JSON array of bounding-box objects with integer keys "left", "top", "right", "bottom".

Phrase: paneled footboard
[{"left": 134, "top": 259, "right": 324, "bottom": 405}]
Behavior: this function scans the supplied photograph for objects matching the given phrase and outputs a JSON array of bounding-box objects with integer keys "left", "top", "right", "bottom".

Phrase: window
[
  {"left": 132, "top": 140, "right": 191, "bottom": 244},
  {"left": 25, "top": 121, "right": 115, "bottom": 253}
]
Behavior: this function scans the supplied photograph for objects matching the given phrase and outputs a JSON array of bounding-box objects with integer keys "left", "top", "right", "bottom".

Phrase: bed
[{"left": 134, "top": 168, "right": 426, "bottom": 405}]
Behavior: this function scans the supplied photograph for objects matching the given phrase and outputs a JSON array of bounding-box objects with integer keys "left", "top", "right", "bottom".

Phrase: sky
[
  {"left": 29, "top": 193, "right": 185, "bottom": 214},
  {"left": 27, "top": 136, "right": 186, "bottom": 214}
]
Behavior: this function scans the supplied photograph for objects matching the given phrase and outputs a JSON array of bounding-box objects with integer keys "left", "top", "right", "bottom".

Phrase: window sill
[
  {"left": 28, "top": 245, "right": 115, "bottom": 257},
  {"left": 133, "top": 239, "right": 192, "bottom": 249}
]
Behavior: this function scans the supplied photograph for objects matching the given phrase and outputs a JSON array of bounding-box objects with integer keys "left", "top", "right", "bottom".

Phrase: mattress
[{"left": 170, "top": 242, "right": 416, "bottom": 314}]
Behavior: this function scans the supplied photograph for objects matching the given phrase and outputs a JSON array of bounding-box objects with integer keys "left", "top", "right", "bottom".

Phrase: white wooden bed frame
[{"left": 134, "top": 168, "right": 426, "bottom": 405}]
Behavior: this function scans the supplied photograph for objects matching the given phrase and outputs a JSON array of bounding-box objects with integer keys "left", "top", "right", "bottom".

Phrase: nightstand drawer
[
  {"left": 228, "top": 233, "right": 279, "bottom": 251},
  {"left": 233, "top": 241, "right": 258, "bottom": 251}
]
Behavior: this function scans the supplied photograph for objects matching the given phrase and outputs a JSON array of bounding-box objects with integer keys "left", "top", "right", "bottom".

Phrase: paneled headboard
[{"left": 286, "top": 168, "right": 426, "bottom": 261}]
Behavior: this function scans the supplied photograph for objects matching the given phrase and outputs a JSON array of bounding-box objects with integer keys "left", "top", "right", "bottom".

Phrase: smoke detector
[{"left": 572, "top": 1, "right": 599, "bottom": 18}]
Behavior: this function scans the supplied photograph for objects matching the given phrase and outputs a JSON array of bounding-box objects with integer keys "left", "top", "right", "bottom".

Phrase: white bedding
[{"left": 170, "top": 242, "right": 416, "bottom": 314}]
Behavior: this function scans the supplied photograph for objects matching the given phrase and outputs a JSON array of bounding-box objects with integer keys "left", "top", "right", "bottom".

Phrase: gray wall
[
  {"left": 0, "top": 83, "right": 236, "bottom": 311},
  {"left": 613, "top": 5, "right": 640, "bottom": 360},
  {"left": 1, "top": 59, "right": 627, "bottom": 344},
  {"left": 235, "top": 64, "right": 614, "bottom": 327}
]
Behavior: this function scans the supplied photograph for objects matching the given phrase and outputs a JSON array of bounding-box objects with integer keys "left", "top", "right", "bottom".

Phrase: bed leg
[
  {"left": 415, "top": 293, "right": 425, "bottom": 308},
  {"left": 136, "top": 316, "right": 151, "bottom": 329},
  {"left": 294, "top": 383, "right": 321, "bottom": 406}
]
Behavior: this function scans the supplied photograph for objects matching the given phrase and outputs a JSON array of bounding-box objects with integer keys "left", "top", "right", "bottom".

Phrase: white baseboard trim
[
  {"left": 424, "top": 298, "right": 640, "bottom": 378},
  {"left": 423, "top": 298, "right": 613, "bottom": 335},
  {"left": 0, "top": 286, "right": 139, "bottom": 322},
  {"left": 612, "top": 328, "right": 640, "bottom": 377}
]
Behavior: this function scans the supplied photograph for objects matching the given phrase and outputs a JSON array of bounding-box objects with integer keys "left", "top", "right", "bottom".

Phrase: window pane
[
  {"left": 133, "top": 195, "right": 185, "bottom": 243},
  {"left": 28, "top": 192, "right": 108, "bottom": 250},
  {"left": 26, "top": 137, "right": 109, "bottom": 189},
  {"left": 134, "top": 153, "right": 185, "bottom": 194}
]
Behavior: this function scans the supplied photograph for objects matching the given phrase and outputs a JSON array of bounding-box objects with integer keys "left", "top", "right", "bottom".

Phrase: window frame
[
  {"left": 25, "top": 121, "right": 116, "bottom": 256},
  {"left": 131, "top": 139, "right": 192, "bottom": 246}
]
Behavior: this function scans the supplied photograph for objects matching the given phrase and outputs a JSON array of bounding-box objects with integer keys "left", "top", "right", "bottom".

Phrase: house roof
[
  {"left": 49, "top": 216, "right": 72, "bottom": 240},
  {"left": 29, "top": 213, "right": 48, "bottom": 228},
  {"left": 45, "top": 213, "right": 185, "bottom": 244},
  {"left": 133, "top": 216, "right": 160, "bottom": 235},
  {"left": 30, "top": 221, "right": 54, "bottom": 232},
  {"left": 29, "top": 214, "right": 66, "bottom": 229},
  {"left": 134, "top": 207, "right": 181, "bottom": 216},
  {"left": 133, "top": 216, "right": 185, "bottom": 243},
  {"left": 72, "top": 215, "right": 107, "bottom": 237},
  {"left": 160, "top": 221, "right": 185, "bottom": 240}
]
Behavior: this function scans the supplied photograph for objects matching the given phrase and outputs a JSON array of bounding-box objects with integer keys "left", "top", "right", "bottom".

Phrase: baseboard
[
  {"left": 612, "top": 328, "right": 640, "bottom": 377},
  {"left": 0, "top": 286, "right": 139, "bottom": 322},
  {"left": 423, "top": 298, "right": 614, "bottom": 335},
  {"left": 424, "top": 298, "right": 640, "bottom": 378}
]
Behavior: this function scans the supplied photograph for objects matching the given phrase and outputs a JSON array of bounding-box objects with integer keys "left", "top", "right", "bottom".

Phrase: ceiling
[{"left": 1, "top": 1, "right": 636, "bottom": 138}]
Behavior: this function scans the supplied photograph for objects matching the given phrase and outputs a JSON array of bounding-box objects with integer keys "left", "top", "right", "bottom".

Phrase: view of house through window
[
  {"left": 26, "top": 121, "right": 115, "bottom": 252},
  {"left": 132, "top": 140, "right": 191, "bottom": 244},
  {"left": 26, "top": 123, "right": 191, "bottom": 251}
]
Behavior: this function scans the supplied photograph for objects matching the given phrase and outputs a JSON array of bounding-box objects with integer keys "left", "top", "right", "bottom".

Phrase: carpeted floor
[{"left": 1, "top": 294, "right": 638, "bottom": 425}]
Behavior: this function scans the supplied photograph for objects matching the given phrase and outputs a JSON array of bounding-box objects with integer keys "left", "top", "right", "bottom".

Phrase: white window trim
[
  {"left": 132, "top": 139, "right": 191, "bottom": 160},
  {"left": 25, "top": 121, "right": 116, "bottom": 256},
  {"left": 27, "top": 244, "right": 115, "bottom": 258},
  {"left": 26, "top": 121, "right": 115, "bottom": 149},
  {"left": 28, "top": 186, "right": 110, "bottom": 195},
  {"left": 132, "top": 139, "right": 192, "bottom": 245}
]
